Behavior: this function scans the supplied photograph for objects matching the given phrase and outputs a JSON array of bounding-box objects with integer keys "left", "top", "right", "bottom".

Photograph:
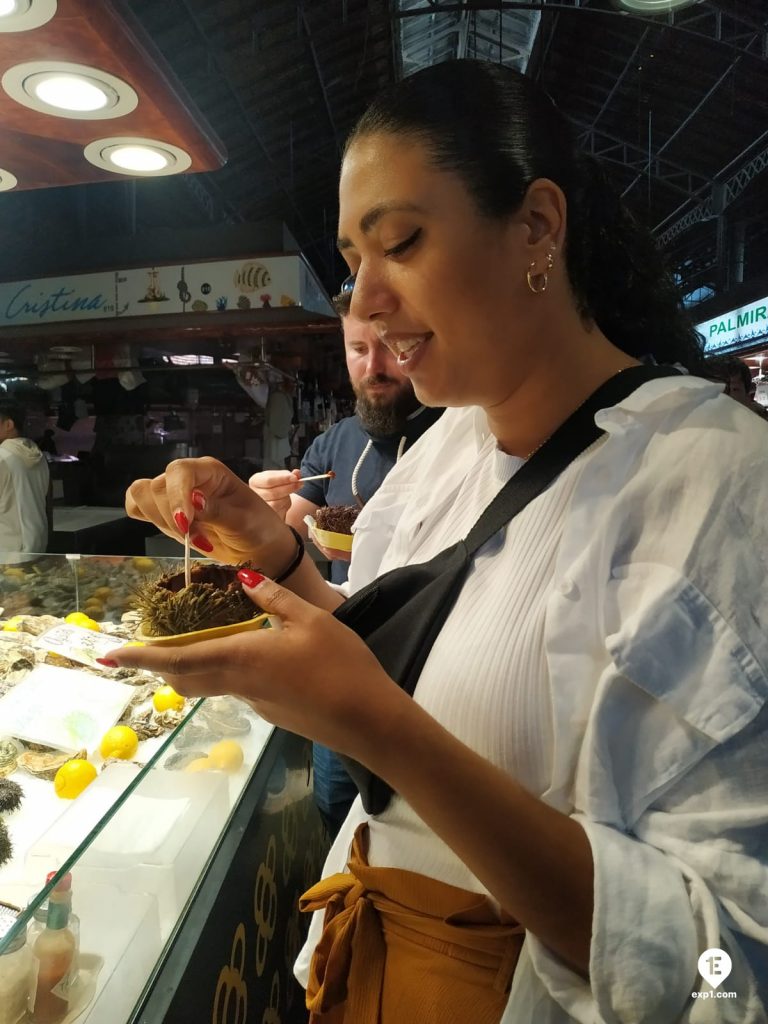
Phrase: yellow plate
[
  {"left": 304, "top": 515, "right": 354, "bottom": 553},
  {"left": 135, "top": 613, "right": 270, "bottom": 647}
]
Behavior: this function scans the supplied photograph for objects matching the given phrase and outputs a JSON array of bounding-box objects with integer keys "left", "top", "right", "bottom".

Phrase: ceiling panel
[
  {"left": 0, "top": 0, "right": 226, "bottom": 189},
  {"left": 0, "top": 0, "right": 765, "bottom": 308}
]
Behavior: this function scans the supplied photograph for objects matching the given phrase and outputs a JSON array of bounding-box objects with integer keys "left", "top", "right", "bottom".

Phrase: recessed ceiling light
[
  {"left": 84, "top": 136, "right": 192, "bottom": 177},
  {"left": 109, "top": 145, "right": 169, "bottom": 172},
  {"left": 3, "top": 61, "right": 137, "bottom": 120},
  {"left": 614, "top": 0, "right": 699, "bottom": 12},
  {"left": 0, "top": 0, "right": 55, "bottom": 32},
  {"left": 0, "top": 168, "right": 18, "bottom": 191},
  {"left": 34, "top": 74, "right": 112, "bottom": 112}
]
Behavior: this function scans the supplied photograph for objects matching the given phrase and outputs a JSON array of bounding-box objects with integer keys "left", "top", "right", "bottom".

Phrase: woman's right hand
[
  {"left": 126, "top": 457, "right": 295, "bottom": 571},
  {"left": 247, "top": 468, "right": 302, "bottom": 521}
]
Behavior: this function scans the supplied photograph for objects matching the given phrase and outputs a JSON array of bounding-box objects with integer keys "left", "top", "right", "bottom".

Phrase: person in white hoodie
[{"left": 0, "top": 399, "right": 50, "bottom": 555}]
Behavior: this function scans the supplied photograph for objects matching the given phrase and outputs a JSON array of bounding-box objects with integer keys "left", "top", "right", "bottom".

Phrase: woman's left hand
[{"left": 105, "top": 575, "right": 403, "bottom": 763}]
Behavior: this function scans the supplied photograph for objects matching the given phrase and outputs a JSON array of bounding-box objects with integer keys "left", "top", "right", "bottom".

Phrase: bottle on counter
[
  {"left": 27, "top": 873, "right": 80, "bottom": 981},
  {"left": 29, "top": 889, "right": 76, "bottom": 1024},
  {"left": 0, "top": 910, "right": 33, "bottom": 1024}
]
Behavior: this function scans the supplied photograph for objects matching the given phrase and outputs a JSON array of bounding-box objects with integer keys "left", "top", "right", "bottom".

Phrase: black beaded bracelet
[{"left": 273, "top": 526, "right": 305, "bottom": 584}]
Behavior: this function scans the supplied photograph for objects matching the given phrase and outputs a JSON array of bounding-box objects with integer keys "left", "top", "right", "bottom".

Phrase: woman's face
[{"left": 338, "top": 133, "right": 546, "bottom": 410}]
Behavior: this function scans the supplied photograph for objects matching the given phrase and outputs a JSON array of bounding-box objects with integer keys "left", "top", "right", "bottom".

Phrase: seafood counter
[{"left": 0, "top": 554, "right": 284, "bottom": 1024}]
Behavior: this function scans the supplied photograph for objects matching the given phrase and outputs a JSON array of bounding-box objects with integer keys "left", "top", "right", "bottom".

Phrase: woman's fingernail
[
  {"left": 174, "top": 510, "right": 189, "bottom": 534},
  {"left": 96, "top": 657, "right": 118, "bottom": 668},
  {"left": 238, "top": 568, "right": 266, "bottom": 589},
  {"left": 191, "top": 490, "right": 206, "bottom": 512},
  {"left": 191, "top": 534, "right": 214, "bottom": 553}
]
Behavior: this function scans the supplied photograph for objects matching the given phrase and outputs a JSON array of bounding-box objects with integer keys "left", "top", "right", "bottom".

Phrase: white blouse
[{"left": 296, "top": 376, "right": 768, "bottom": 1024}]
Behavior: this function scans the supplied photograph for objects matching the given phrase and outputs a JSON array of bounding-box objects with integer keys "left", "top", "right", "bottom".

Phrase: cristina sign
[
  {"left": 698, "top": 295, "right": 768, "bottom": 355},
  {"left": 0, "top": 257, "right": 334, "bottom": 328}
]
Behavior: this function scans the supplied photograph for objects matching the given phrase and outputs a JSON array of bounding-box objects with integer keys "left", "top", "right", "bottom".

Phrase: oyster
[
  {"left": 0, "top": 649, "right": 34, "bottom": 693},
  {"left": 113, "top": 668, "right": 148, "bottom": 684},
  {"left": 155, "top": 710, "right": 184, "bottom": 731},
  {"left": 1, "top": 614, "right": 61, "bottom": 637},
  {"left": 100, "top": 757, "right": 143, "bottom": 772},
  {"left": 164, "top": 749, "right": 207, "bottom": 771},
  {"left": 123, "top": 704, "right": 185, "bottom": 740},
  {"left": 174, "top": 721, "right": 211, "bottom": 749},
  {"left": 17, "top": 747, "right": 87, "bottom": 781},
  {"left": 0, "top": 740, "right": 20, "bottom": 778},
  {"left": 199, "top": 696, "right": 251, "bottom": 737},
  {"left": 120, "top": 683, "right": 154, "bottom": 716},
  {"left": 124, "top": 707, "right": 165, "bottom": 740}
]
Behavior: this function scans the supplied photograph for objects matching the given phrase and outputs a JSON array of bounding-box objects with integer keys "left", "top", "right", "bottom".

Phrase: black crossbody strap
[
  {"left": 333, "top": 363, "right": 680, "bottom": 815},
  {"left": 464, "top": 365, "right": 679, "bottom": 556}
]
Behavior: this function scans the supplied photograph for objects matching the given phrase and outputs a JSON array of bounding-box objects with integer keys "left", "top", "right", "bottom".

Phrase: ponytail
[{"left": 566, "top": 155, "right": 703, "bottom": 372}]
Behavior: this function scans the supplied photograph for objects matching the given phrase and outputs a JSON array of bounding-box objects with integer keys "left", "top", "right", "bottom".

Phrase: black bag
[{"left": 333, "top": 366, "right": 679, "bottom": 815}]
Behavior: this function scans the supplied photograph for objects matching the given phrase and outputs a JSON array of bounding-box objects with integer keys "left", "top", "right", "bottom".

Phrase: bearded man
[{"left": 250, "top": 291, "right": 443, "bottom": 586}]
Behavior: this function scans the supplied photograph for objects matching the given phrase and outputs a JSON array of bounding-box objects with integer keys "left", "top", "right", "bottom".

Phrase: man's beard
[{"left": 354, "top": 376, "right": 421, "bottom": 437}]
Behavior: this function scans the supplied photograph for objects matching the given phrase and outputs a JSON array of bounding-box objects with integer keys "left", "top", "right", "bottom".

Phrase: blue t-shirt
[{"left": 297, "top": 407, "right": 443, "bottom": 584}]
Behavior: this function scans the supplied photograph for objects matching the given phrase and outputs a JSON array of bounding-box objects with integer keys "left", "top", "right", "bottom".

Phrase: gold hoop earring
[
  {"left": 526, "top": 264, "right": 547, "bottom": 294},
  {"left": 526, "top": 251, "right": 555, "bottom": 295}
]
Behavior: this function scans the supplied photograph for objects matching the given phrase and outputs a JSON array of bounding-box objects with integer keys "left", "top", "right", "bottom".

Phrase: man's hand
[{"left": 248, "top": 469, "right": 302, "bottom": 521}]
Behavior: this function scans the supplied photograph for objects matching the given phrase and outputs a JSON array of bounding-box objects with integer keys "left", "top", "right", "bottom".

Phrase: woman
[{"left": 108, "top": 61, "right": 768, "bottom": 1023}]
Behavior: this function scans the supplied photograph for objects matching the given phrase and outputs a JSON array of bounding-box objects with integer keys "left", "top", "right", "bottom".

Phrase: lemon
[
  {"left": 99, "top": 726, "right": 139, "bottom": 760},
  {"left": 2, "top": 615, "right": 25, "bottom": 632},
  {"left": 132, "top": 557, "right": 156, "bottom": 573},
  {"left": 207, "top": 740, "right": 244, "bottom": 774},
  {"left": 64, "top": 612, "right": 101, "bottom": 632},
  {"left": 153, "top": 685, "right": 184, "bottom": 713},
  {"left": 54, "top": 759, "right": 97, "bottom": 799},
  {"left": 184, "top": 757, "right": 211, "bottom": 773}
]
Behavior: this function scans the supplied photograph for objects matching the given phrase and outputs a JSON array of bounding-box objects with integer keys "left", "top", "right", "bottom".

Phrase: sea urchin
[
  {"left": 0, "top": 780, "right": 23, "bottom": 814},
  {"left": 133, "top": 561, "right": 260, "bottom": 637}
]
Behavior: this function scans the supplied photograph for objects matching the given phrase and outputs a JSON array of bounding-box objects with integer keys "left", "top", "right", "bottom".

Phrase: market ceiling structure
[{"left": 0, "top": 0, "right": 766, "bottom": 308}]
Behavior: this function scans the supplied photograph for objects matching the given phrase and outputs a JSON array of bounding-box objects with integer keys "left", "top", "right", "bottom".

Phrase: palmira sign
[{"left": 698, "top": 295, "right": 768, "bottom": 355}]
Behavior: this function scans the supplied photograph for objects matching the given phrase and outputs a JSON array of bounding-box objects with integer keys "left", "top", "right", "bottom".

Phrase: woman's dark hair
[
  {"left": 706, "top": 356, "right": 753, "bottom": 393},
  {"left": 346, "top": 59, "right": 703, "bottom": 372},
  {"left": 0, "top": 398, "right": 24, "bottom": 434}
]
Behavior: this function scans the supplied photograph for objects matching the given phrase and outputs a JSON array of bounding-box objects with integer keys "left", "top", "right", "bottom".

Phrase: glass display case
[{"left": 0, "top": 555, "right": 328, "bottom": 1024}]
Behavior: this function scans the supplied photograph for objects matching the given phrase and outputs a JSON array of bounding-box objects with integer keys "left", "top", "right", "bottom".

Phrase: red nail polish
[
  {"left": 191, "top": 534, "right": 214, "bottom": 553},
  {"left": 238, "top": 568, "right": 266, "bottom": 588},
  {"left": 96, "top": 657, "right": 118, "bottom": 668},
  {"left": 174, "top": 510, "right": 189, "bottom": 534},
  {"left": 191, "top": 490, "right": 206, "bottom": 512}
]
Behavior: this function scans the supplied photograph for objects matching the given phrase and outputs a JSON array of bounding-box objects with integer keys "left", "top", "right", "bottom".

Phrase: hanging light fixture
[{"left": 2, "top": 61, "right": 137, "bottom": 120}]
